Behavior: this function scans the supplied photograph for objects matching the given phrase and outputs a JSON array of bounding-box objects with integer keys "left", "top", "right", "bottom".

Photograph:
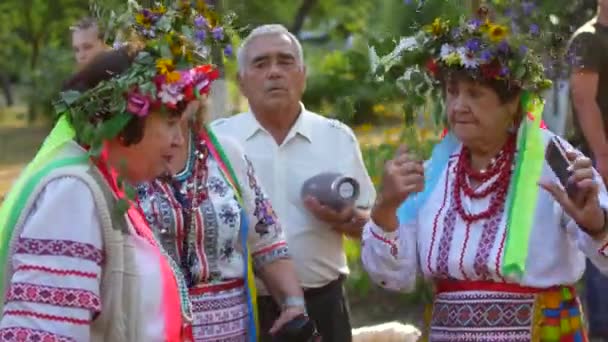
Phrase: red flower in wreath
[
  {"left": 426, "top": 58, "right": 439, "bottom": 77},
  {"left": 480, "top": 60, "right": 502, "bottom": 79}
]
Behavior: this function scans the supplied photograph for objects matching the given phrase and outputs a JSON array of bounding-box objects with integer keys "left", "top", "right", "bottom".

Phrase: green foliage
[{"left": 302, "top": 45, "right": 402, "bottom": 124}]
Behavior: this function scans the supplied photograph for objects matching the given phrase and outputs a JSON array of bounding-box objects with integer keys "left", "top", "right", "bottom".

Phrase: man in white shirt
[{"left": 211, "top": 24, "right": 375, "bottom": 342}]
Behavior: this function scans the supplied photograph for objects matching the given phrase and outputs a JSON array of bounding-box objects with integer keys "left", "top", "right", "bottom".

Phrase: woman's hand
[
  {"left": 540, "top": 150, "right": 607, "bottom": 238},
  {"left": 269, "top": 306, "right": 307, "bottom": 335},
  {"left": 372, "top": 145, "right": 425, "bottom": 232}
]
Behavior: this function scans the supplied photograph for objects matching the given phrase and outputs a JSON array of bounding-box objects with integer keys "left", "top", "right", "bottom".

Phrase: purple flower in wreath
[
  {"left": 465, "top": 38, "right": 481, "bottom": 52},
  {"left": 522, "top": 1, "right": 536, "bottom": 16},
  {"left": 158, "top": 83, "right": 185, "bottom": 105},
  {"left": 480, "top": 50, "right": 493, "bottom": 63},
  {"left": 497, "top": 40, "right": 510, "bottom": 54},
  {"left": 224, "top": 44, "right": 233, "bottom": 57},
  {"left": 467, "top": 19, "right": 481, "bottom": 31},
  {"left": 500, "top": 66, "right": 510, "bottom": 77},
  {"left": 126, "top": 92, "right": 151, "bottom": 117},
  {"left": 519, "top": 45, "right": 529, "bottom": 56},
  {"left": 529, "top": 24, "right": 540, "bottom": 36},
  {"left": 195, "top": 29, "right": 207, "bottom": 42},
  {"left": 194, "top": 15, "right": 208, "bottom": 28},
  {"left": 212, "top": 27, "right": 224, "bottom": 40}
]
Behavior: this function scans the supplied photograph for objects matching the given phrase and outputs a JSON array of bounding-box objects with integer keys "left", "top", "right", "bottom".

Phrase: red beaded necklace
[{"left": 453, "top": 134, "right": 516, "bottom": 223}]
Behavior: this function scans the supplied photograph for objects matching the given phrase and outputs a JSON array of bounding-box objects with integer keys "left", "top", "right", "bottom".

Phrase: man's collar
[{"left": 244, "top": 102, "right": 312, "bottom": 143}]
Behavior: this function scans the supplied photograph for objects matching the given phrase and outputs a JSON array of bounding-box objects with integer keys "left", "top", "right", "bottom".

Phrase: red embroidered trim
[
  {"left": 472, "top": 206, "right": 505, "bottom": 280},
  {"left": 0, "top": 327, "right": 76, "bottom": 342},
  {"left": 6, "top": 283, "right": 101, "bottom": 312},
  {"left": 15, "top": 265, "right": 97, "bottom": 279},
  {"left": 494, "top": 222, "right": 508, "bottom": 282},
  {"left": 251, "top": 242, "right": 287, "bottom": 256},
  {"left": 370, "top": 229, "right": 398, "bottom": 259},
  {"left": 427, "top": 159, "right": 454, "bottom": 275},
  {"left": 3, "top": 310, "right": 90, "bottom": 325},
  {"left": 14, "top": 238, "right": 103, "bottom": 265},
  {"left": 458, "top": 221, "right": 472, "bottom": 280}
]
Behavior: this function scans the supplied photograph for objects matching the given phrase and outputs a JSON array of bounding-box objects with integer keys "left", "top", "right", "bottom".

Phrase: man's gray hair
[{"left": 237, "top": 24, "right": 304, "bottom": 74}]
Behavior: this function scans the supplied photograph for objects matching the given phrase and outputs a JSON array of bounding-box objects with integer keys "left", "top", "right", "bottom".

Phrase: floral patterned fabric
[{"left": 138, "top": 133, "right": 289, "bottom": 287}]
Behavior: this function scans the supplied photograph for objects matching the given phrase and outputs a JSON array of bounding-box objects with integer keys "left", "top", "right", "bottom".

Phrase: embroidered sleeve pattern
[
  {"left": 368, "top": 226, "right": 399, "bottom": 259},
  {"left": 241, "top": 155, "right": 289, "bottom": 270},
  {"left": 361, "top": 219, "right": 418, "bottom": 292},
  {"left": 0, "top": 178, "right": 103, "bottom": 342}
]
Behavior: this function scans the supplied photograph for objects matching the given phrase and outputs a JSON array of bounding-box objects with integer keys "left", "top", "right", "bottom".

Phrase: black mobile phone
[
  {"left": 545, "top": 137, "right": 579, "bottom": 197},
  {"left": 272, "top": 314, "right": 321, "bottom": 342}
]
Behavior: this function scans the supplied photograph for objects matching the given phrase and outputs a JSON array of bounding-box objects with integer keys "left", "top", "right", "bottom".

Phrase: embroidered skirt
[
  {"left": 189, "top": 279, "right": 249, "bottom": 342},
  {"left": 424, "top": 280, "right": 587, "bottom": 342}
]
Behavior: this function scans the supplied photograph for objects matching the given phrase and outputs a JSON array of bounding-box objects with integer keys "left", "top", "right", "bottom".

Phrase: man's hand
[
  {"left": 303, "top": 195, "right": 354, "bottom": 225},
  {"left": 303, "top": 196, "right": 370, "bottom": 238}
]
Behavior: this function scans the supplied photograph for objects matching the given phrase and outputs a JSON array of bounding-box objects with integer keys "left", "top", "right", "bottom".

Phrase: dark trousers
[
  {"left": 258, "top": 276, "right": 352, "bottom": 342},
  {"left": 586, "top": 260, "right": 608, "bottom": 338},
  {"left": 586, "top": 159, "right": 608, "bottom": 338}
]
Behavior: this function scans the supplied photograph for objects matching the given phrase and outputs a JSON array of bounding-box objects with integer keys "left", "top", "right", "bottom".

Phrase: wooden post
[{"left": 207, "top": 0, "right": 230, "bottom": 120}]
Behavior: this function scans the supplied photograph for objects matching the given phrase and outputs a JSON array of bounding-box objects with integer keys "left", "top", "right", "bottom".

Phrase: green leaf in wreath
[
  {"left": 60, "top": 90, "right": 82, "bottom": 105},
  {"left": 99, "top": 112, "right": 132, "bottom": 140}
]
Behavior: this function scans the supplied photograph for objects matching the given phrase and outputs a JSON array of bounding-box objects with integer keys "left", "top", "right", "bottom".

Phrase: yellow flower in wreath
[
  {"left": 488, "top": 24, "right": 508, "bottom": 42},
  {"left": 156, "top": 58, "right": 175, "bottom": 75},
  {"left": 425, "top": 18, "right": 449, "bottom": 37},
  {"left": 166, "top": 71, "right": 181, "bottom": 83}
]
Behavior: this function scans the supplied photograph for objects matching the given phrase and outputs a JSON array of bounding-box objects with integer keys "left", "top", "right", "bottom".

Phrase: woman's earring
[{"left": 508, "top": 122, "right": 517, "bottom": 133}]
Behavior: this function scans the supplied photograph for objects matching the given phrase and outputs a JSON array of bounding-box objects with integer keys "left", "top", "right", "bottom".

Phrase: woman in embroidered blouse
[
  {"left": 362, "top": 14, "right": 608, "bottom": 341},
  {"left": 137, "top": 100, "right": 306, "bottom": 340},
  {"left": 0, "top": 47, "right": 191, "bottom": 341}
]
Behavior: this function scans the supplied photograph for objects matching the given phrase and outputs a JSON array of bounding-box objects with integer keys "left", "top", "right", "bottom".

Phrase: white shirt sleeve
[
  {"left": 0, "top": 177, "right": 103, "bottom": 342},
  {"left": 361, "top": 219, "right": 419, "bottom": 293},
  {"left": 551, "top": 136, "right": 608, "bottom": 274},
  {"left": 566, "top": 173, "right": 608, "bottom": 273},
  {"left": 341, "top": 126, "right": 376, "bottom": 209}
]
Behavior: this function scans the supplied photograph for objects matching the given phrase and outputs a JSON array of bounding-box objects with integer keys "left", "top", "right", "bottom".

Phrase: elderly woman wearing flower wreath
[
  {"left": 362, "top": 13, "right": 608, "bottom": 341},
  {"left": 135, "top": 4, "right": 306, "bottom": 342}
]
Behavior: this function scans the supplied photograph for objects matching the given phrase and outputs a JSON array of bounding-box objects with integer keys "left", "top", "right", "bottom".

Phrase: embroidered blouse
[
  {"left": 362, "top": 132, "right": 608, "bottom": 292},
  {"left": 137, "top": 132, "right": 289, "bottom": 287},
  {"left": 0, "top": 177, "right": 166, "bottom": 342}
]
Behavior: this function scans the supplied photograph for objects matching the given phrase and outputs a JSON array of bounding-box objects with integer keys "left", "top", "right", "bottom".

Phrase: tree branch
[{"left": 291, "top": 0, "right": 317, "bottom": 36}]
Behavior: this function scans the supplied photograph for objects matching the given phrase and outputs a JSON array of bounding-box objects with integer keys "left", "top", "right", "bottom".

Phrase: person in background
[
  {"left": 568, "top": 1, "right": 608, "bottom": 339},
  {"left": 211, "top": 24, "right": 376, "bottom": 342},
  {"left": 71, "top": 17, "right": 107, "bottom": 69}
]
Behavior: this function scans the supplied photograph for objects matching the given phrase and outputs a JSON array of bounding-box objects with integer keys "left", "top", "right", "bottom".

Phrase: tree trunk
[
  {"left": 0, "top": 72, "right": 13, "bottom": 106},
  {"left": 291, "top": 0, "right": 317, "bottom": 36}
]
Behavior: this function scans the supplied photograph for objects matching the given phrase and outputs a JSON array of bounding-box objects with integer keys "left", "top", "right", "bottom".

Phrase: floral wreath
[
  {"left": 54, "top": 0, "right": 235, "bottom": 155},
  {"left": 370, "top": 7, "right": 553, "bottom": 119}
]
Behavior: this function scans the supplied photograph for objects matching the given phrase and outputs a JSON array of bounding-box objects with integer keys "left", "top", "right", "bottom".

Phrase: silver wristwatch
[{"left": 281, "top": 296, "right": 306, "bottom": 311}]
